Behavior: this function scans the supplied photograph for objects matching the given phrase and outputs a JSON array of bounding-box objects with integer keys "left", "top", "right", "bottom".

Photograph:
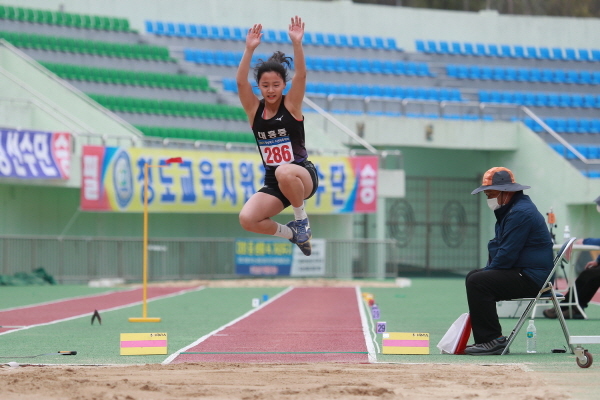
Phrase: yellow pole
[{"left": 129, "top": 162, "right": 161, "bottom": 323}]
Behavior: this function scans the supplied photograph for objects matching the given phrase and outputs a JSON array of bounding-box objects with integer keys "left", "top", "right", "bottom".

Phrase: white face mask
[{"left": 487, "top": 197, "right": 501, "bottom": 211}]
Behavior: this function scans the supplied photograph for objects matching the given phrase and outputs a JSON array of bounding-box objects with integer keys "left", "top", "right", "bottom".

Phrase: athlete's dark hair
[{"left": 254, "top": 51, "right": 293, "bottom": 84}]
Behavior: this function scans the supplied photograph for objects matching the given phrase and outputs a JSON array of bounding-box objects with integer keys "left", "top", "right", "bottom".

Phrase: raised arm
[
  {"left": 283, "top": 16, "right": 306, "bottom": 120},
  {"left": 236, "top": 23, "right": 262, "bottom": 123}
]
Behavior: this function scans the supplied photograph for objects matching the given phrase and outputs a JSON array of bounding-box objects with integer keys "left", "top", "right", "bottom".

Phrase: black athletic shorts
[{"left": 258, "top": 160, "right": 318, "bottom": 208}]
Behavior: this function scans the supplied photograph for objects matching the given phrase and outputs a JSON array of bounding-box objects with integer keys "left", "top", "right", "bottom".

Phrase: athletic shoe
[
  {"left": 286, "top": 220, "right": 312, "bottom": 256},
  {"left": 464, "top": 336, "right": 507, "bottom": 356},
  {"left": 294, "top": 218, "right": 312, "bottom": 244}
]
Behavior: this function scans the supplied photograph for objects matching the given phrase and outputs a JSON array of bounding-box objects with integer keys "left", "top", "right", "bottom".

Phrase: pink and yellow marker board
[
  {"left": 382, "top": 332, "right": 429, "bottom": 355},
  {"left": 120, "top": 333, "right": 168, "bottom": 355}
]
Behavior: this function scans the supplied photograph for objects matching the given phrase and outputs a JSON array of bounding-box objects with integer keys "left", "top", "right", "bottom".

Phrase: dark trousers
[
  {"left": 465, "top": 268, "right": 540, "bottom": 344},
  {"left": 564, "top": 267, "right": 600, "bottom": 309}
]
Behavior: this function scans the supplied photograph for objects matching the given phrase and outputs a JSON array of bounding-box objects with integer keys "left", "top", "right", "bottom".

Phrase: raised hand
[
  {"left": 246, "top": 23, "right": 262, "bottom": 50},
  {"left": 288, "top": 15, "right": 304, "bottom": 44}
]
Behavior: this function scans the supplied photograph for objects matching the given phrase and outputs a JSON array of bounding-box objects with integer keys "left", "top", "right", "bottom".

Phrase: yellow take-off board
[
  {"left": 120, "top": 333, "right": 168, "bottom": 355},
  {"left": 382, "top": 332, "right": 429, "bottom": 355}
]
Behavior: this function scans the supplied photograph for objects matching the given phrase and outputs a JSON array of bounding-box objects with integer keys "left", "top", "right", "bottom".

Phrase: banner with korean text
[
  {"left": 80, "top": 146, "right": 377, "bottom": 214},
  {"left": 0, "top": 128, "right": 71, "bottom": 179}
]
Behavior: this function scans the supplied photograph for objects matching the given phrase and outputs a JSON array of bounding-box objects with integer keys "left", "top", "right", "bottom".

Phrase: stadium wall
[{"left": 11, "top": 0, "right": 600, "bottom": 50}]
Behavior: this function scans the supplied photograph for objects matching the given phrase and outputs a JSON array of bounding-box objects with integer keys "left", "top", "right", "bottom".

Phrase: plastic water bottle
[
  {"left": 563, "top": 225, "right": 571, "bottom": 243},
  {"left": 526, "top": 320, "right": 537, "bottom": 353}
]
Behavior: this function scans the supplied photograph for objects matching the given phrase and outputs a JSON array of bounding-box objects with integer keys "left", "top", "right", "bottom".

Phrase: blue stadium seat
[
  {"left": 529, "top": 68, "right": 541, "bottom": 82},
  {"left": 345, "top": 59, "right": 358, "bottom": 73},
  {"left": 547, "top": 93, "right": 560, "bottom": 107},
  {"left": 370, "top": 60, "right": 383, "bottom": 74},
  {"left": 592, "top": 120, "right": 600, "bottom": 134},
  {"left": 390, "top": 61, "right": 404, "bottom": 75},
  {"left": 592, "top": 50, "right": 600, "bottom": 62},
  {"left": 450, "top": 42, "right": 461, "bottom": 55},
  {"left": 572, "top": 94, "right": 584, "bottom": 108},
  {"left": 516, "top": 68, "right": 529, "bottom": 82},
  {"left": 492, "top": 67, "right": 505, "bottom": 81},
  {"left": 535, "top": 93, "right": 548, "bottom": 107},
  {"left": 425, "top": 40, "right": 437, "bottom": 54},
  {"left": 525, "top": 46, "right": 537, "bottom": 59},
  {"left": 553, "top": 69, "right": 566, "bottom": 84},
  {"left": 551, "top": 47, "right": 563, "bottom": 60},
  {"left": 220, "top": 26, "right": 232, "bottom": 40},
  {"left": 456, "top": 65, "right": 468, "bottom": 79},
  {"left": 208, "top": 26, "right": 220, "bottom": 40},
  {"left": 438, "top": 41, "right": 450, "bottom": 54},
  {"left": 449, "top": 89, "right": 462, "bottom": 101},
  {"left": 578, "top": 49, "right": 591, "bottom": 62},
  {"left": 558, "top": 94, "right": 571, "bottom": 107},
  {"left": 588, "top": 145, "right": 600, "bottom": 159},
  {"left": 540, "top": 69, "right": 554, "bottom": 83},
  {"left": 439, "top": 88, "right": 452, "bottom": 101},
  {"left": 566, "top": 118, "right": 579, "bottom": 133},
  {"left": 233, "top": 27, "right": 245, "bottom": 41},
  {"left": 523, "top": 92, "right": 536, "bottom": 106},
  {"left": 362, "top": 36, "right": 374, "bottom": 49},
  {"left": 278, "top": 30, "right": 291, "bottom": 44},
  {"left": 513, "top": 92, "right": 524, "bottom": 105},
  {"left": 579, "top": 71, "right": 592, "bottom": 84},
  {"left": 592, "top": 72, "right": 600, "bottom": 85},
  {"left": 197, "top": 24, "right": 209, "bottom": 39},
  {"left": 303, "top": 32, "right": 314, "bottom": 45},
  {"left": 565, "top": 48, "right": 577, "bottom": 61},
  {"left": 214, "top": 51, "right": 227, "bottom": 66},
  {"left": 183, "top": 48, "right": 195, "bottom": 62},
  {"left": 337, "top": 34, "right": 349, "bottom": 48},
  {"left": 489, "top": 90, "right": 502, "bottom": 103},
  {"left": 500, "top": 92, "right": 514, "bottom": 104},
  {"left": 334, "top": 58, "right": 348, "bottom": 73},
  {"left": 203, "top": 50, "right": 215, "bottom": 65},
  {"left": 405, "top": 62, "right": 418, "bottom": 76},
  {"left": 384, "top": 38, "right": 398, "bottom": 51},
  {"left": 505, "top": 68, "right": 517, "bottom": 81},
  {"left": 381, "top": 85, "right": 395, "bottom": 97},
  {"left": 468, "top": 65, "right": 480, "bottom": 80},
  {"left": 165, "top": 22, "right": 176, "bottom": 36},
  {"left": 145, "top": 21, "right": 155, "bottom": 34},
  {"left": 416, "top": 63, "right": 432, "bottom": 77},
  {"left": 500, "top": 45, "right": 513, "bottom": 58},
  {"left": 374, "top": 37, "right": 386, "bottom": 50},
  {"left": 377, "top": 59, "right": 391, "bottom": 75},
  {"left": 488, "top": 44, "right": 499, "bottom": 57},
  {"left": 513, "top": 45, "right": 525, "bottom": 58},
  {"left": 446, "top": 65, "right": 458, "bottom": 78},
  {"left": 188, "top": 24, "right": 199, "bottom": 38},
  {"left": 154, "top": 21, "right": 165, "bottom": 35},
  {"left": 322, "top": 58, "right": 336, "bottom": 72},
  {"left": 261, "top": 29, "right": 276, "bottom": 43},
  {"left": 578, "top": 120, "right": 591, "bottom": 133},
  {"left": 325, "top": 34, "right": 337, "bottom": 47},
  {"left": 475, "top": 43, "right": 487, "bottom": 56},
  {"left": 565, "top": 70, "right": 579, "bottom": 84},
  {"left": 583, "top": 94, "right": 596, "bottom": 108},
  {"left": 539, "top": 47, "right": 551, "bottom": 59},
  {"left": 314, "top": 32, "right": 326, "bottom": 46},
  {"left": 415, "top": 40, "right": 426, "bottom": 52},
  {"left": 357, "top": 59, "right": 371, "bottom": 74},
  {"left": 555, "top": 118, "right": 567, "bottom": 132},
  {"left": 463, "top": 43, "right": 475, "bottom": 56},
  {"left": 479, "top": 90, "right": 491, "bottom": 102},
  {"left": 350, "top": 35, "right": 361, "bottom": 49},
  {"left": 480, "top": 66, "right": 493, "bottom": 80}
]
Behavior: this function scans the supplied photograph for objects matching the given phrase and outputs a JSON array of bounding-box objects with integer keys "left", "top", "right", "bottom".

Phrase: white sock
[
  {"left": 293, "top": 204, "right": 308, "bottom": 221},
  {"left": 273, "top": 223, "right": 293, "bottom": 240}
]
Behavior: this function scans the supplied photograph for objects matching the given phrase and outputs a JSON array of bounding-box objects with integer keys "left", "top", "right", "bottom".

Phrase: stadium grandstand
[{"left": 1, "top": 0, "right": 600, "bottom": 283}]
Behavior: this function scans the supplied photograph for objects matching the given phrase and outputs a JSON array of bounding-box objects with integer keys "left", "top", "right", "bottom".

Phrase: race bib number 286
[{"left": 259, "top": 137, "right": 293, "bottom": 166}]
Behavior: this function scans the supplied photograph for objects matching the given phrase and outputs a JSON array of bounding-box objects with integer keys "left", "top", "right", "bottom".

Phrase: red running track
[
  {"left": 172, "top": 287, "right": 370, "bottom": 363},
  {"left": 0, "top": 286, "right": 200, "bottom": 334}
]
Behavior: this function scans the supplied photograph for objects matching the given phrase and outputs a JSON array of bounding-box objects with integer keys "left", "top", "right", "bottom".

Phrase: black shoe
[{"left": 464, "top": 336, "right": 507, "bottom": 356}]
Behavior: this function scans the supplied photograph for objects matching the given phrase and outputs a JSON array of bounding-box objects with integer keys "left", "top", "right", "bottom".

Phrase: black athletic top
[{"left": 251, "top": 96, "right": 308, "bottom": 171}]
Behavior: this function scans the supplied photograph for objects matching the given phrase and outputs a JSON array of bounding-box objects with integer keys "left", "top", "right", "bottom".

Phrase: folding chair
[{"left": 500, "top": 237, "right": 576, "bottom": 355}]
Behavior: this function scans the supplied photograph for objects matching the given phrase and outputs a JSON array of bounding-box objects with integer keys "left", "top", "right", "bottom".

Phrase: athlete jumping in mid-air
[{"left": 236, "top": 15, "right": 317, "bottom": 256}]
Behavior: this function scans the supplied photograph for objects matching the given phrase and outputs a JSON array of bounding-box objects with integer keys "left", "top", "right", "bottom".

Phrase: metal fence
[{"left": 0, "top": 235, "right": 401, "bottom": 283}]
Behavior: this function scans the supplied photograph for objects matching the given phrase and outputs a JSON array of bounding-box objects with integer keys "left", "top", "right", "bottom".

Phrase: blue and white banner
[
  {"left": 235, "top": 238, "right": 326, "bottom": 276},
  {"left": 0, "top": 128, "right": 71, "bottom": 180}
]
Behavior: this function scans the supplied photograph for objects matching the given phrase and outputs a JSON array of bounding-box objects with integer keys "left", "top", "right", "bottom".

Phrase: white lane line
[
  {"left": 355, "top": 286, "right": 377, "bottom": 363},
  {"left": 162, "top": 286, "right": 294, "bottom": 365},
  {"left": 0, "top": 286, "right": 204, "bottom": 336}
]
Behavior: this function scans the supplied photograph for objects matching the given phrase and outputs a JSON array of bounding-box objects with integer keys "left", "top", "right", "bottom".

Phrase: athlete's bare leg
[
  {"left": 274, "top": 164, "right": 313, "bottom": 207},
  {"left": 239, "top": 192, "right": 285, "bottom": 235}
]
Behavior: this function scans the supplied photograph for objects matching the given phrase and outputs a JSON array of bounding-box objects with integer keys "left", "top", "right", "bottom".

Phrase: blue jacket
[{"left": 484, "top": 191, "right": 554, "bottom": 288}]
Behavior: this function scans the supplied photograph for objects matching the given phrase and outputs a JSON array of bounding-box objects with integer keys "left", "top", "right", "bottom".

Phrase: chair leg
[
  {"left": 502, "top": 300, "right": 535, "bottom": 355},
  {"left": 551, "top": 292, "right": 574, "bottom": 353}
]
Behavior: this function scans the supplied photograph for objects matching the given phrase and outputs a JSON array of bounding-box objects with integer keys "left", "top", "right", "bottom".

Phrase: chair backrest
[{"left": 539, "top": 237, "right": 576, "bottom": 292}]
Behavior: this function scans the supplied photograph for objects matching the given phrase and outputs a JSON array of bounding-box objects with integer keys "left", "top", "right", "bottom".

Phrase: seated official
[
  {"left": 544, "top": 195, "right": 600, "bottom": 320},
  {"left": 465, "top": 167, "right": 554, "bottom": 356}
]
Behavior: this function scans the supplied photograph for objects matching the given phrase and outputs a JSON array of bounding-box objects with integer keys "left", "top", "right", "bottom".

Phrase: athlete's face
[{"left": 258, "top": 71, "right": 285, "bottom": 104}]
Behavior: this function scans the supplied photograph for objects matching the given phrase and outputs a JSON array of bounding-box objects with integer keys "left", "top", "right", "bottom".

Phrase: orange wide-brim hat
[{"left": 471, "top": 167, "right": 531, "bottom": 194}]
